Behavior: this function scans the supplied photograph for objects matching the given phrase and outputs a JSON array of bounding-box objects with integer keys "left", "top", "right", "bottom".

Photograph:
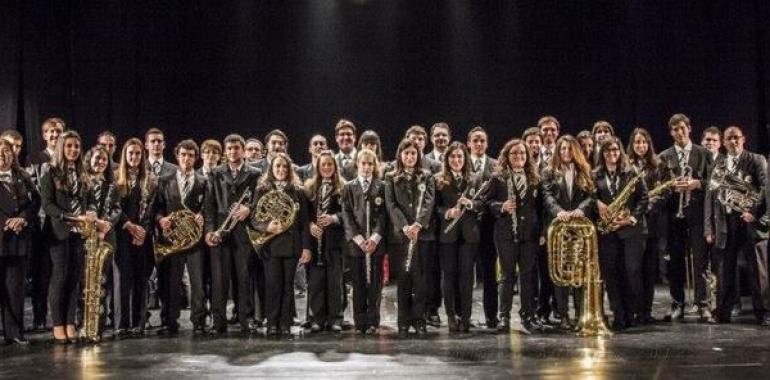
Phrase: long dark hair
[
  {"left": 549, "top": 135, "right": 594, "bottom": 193},
  {"left": 435, "top": 141, "right": 471, "bottom": 190},
  {"left": 258, "top": 152, "right": 301, "bottom": 191},
  {"left": 594, "top": 137, "right": 630, "bottom": 175},
  {"left": 495, "top": 138, "right": 540, "bottom": 186},
  {"left": 116, "top": 137, "right": 154, "bottom": 197},
  {"left": 51, "top": 130, "right": 86, "bottom": 192},
  {"left": 304, "top": 150, "right": 344, "bottom": 200},
  {"left": 83, "top": 146, "right": 111, "bottom": 191},
  {"left": 626, "top": 127, "right": 659, "bottom": 172},
  {"left": 387, "top": 138, "right": 426, "bottom": 183}
]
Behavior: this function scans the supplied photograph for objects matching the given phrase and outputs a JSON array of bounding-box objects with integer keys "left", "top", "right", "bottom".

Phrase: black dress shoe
[
  {"left": 310, "top": 323, "right": 322, "bottom": 333},
  {"left": 415, "top": 324, "right": 428, "bottom": 335},
  {"left": 485, "top": 319, "right": 499, "bottom": 329},
  {"left": 280, "top": 328, "right": 291, "bottom": 335},
  {"left": 241, "top": 320, "right": 257, "bottom": 333},
  {"left": 447, "top": 318, "right": 459, "bottom": 332},
  {"left": 329, "top": 324, "right": 342, "bottom": 333},
  {"left": 731, "top": 305, "right": 742, "bottom": 318},
  {"left": 460, "top": 320, "right": 471, "bottom": 333},
  {"left": 398, "top": 326, "right": 409, "bottom": 336},
  {"left": 227, "top": 315, "right": 239, "bottom": 325},
  {"left": 496, "top": 318, "right": 511, "bottom": 332},
  {"left": 33, "top": 322, "right": 47, "bottom": 332},
  {"left": 6, "top": 337, "right": 30, "bottom": 345},
  {"left": 663, "top": 304, "right": 685, "bottom": 322},
  {"left": 365, "top": 326, "right": 377, "bottom": 335},
  {"left": 130, "top": 327, "right": 145, "bottom": 337},
  {"left": 157, "top": 326, "right": 179, "bottom": 336},
  {"left": 760, "top": 314, "right": 770, "bottom": 327},
  {"left": 193, "top": 325, "right": 207, "bottom": 335},
  {"left": 113, "top": 329, "right": 129, "bottom": 339},
  {"left": 559, "top": 319, "right": 573, "bottom": 331},
  {"left": 611, "top": 319, "right": 627, "bottom": 332},
  {"left": 341, "top": 320, "right": 354, "bottom": 330},
  {"left": 209, "top": 326, "right": 227, "bottom": 335},
  {"left": 426, "top": 314, "right": 441, "bottom": 327},
  {"left": 267, "top": 326, "right": 279, "bottom": 336}
]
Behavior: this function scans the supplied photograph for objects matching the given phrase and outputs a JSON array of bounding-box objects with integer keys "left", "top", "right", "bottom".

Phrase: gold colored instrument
[
  {"left": 597, "top": 171, "right": 644, "bottom": 234},
  {"left": 153, "top": 209, "right": 203, "bottom": 263},
  {"left": 548, "top": 216, "right": 611, "bottom": 337},
  {"left": 648, "top": 178, "right": 676, "bottom": 198},
  {"left": 78, "top": 219, "right": 114, "bottom": 343},
  {"left": 246, "top": 188, "right": 299, "bottom": 252}
]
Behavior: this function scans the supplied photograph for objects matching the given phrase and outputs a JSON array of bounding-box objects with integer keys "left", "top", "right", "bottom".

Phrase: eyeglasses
[{"left": 725, "top": 135, "right": 744, "bottom": 142}]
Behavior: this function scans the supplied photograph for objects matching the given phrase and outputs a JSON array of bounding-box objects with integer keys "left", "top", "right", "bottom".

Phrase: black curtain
[{"left": 2, "top": 0, "right": 769, "bottom": 164}]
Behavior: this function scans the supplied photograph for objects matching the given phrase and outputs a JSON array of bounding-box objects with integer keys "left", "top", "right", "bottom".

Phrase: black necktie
[
  {"left": 474, "top": 160, "right": 482, "bottom": 173},
  {"left": 181, "top": 175, "right": 191, "bottom": 201},
  {"left": 68, "top": 168, "right": 81, "bottom": 215},
  {"left": 152, "top": 161, "right": 162, "bottom": 175},
  {"left": 362, "top": 179, "right": 370, "bottom": 194},
  {"left": 513, "top": 172, "right": 526, "bottom": 200}
]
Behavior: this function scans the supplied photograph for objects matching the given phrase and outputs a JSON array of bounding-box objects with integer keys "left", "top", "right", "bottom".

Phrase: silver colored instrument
[{"left": 405, "top": 182, "right": 427, "bottom": 273}]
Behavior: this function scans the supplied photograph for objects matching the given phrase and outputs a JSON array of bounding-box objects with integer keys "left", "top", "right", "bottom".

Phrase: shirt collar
[
  {"left": 675, "top": 141, "right": 692, "bottom": 154},
  {"left": 0, "top": 169, "right": 12, "bottom": 177},
  {"left": 358, "top": 175, "right": 371, "bottom": 185},
  {"left": 149, "top": 157, "right": 164, "bottom": 166}
]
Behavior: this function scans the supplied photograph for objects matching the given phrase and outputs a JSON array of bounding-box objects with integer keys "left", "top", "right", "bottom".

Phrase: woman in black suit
[
  {"left": 626, "top": 127, "right": 664, "bottom": 324},
  {"left": 113, "top": 138, "right": 157, "bottom": 337},
  {"left": 594, "top": 137, "right": 648, "bottom": 331},
  {"left": 384, "top": 139, "right": 435, "bottom": 335},
  {"left": 252, "top": 152, "right": 312, "bottom": 336},
  {"left": 305, "top": 150, "right": 345, "bottom": 333},
  {"left": 484, "top": 139, "right": 542, "bottom": 334},
  {"left": 0, "top": 139, "right": 39, "bottom": 345},
  {"left": 434, "top": 142, "right": 481, "bottom": 333},
  {"left": 41, "top": 130, "right": 91, "bottom": 343},
  {"left": 541, "top": 135, "right": 596, "bottom": 330}
]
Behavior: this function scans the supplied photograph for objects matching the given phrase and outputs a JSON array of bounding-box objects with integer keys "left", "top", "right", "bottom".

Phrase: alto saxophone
[
  {"left": 77, "top": 219, "right": 114, "bottom": 342},
  {"left": 404, "top": 181, "right": 427, "bottom": 273},
  {"left": 597, "top": 170, "right": 644, "bottom": 234}
]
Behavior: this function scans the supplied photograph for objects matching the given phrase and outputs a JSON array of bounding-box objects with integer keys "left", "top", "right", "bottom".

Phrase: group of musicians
[{"left": 1, "top": 113, "right": 769, "bottom": 345}]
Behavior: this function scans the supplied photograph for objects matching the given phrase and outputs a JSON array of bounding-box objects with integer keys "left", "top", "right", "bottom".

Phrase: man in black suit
[
  {"left": 538, "top": 116, "right": 560, "bottom": 166},
  {"left": 468, "top": 126, "right": 500, "bottom": 328},
  {"left": 297, "top": 134, "right": 328, "bottom": 182},
  {"left": 25, "top": 117, "right": 64, "bottom": 331},
  {"left": 705, "top": 126, "right": 769, "bottom": 325},
  {"left": 153, "top": 140, "right": 209, "bottom": 335},
  {"left": 658, "top": 113, "right": 714, "bottom": 322},
  {"left": 204, "top": 134, "right": 260, "bottom": 334},
  {"left": 406, "top": 125, "right": 442, "bottom": 174},
  {"left": 245, "top": 138, "right": 264, "bottom": 164},
  {"left": 334, "top": 119, "right": 358, "bottom": 181},
  {"left": 252, "top": 129, "right": 293, "bottom": 175},
  {"left": 426, "top": 122, "right": 451, "bottom": 164}
]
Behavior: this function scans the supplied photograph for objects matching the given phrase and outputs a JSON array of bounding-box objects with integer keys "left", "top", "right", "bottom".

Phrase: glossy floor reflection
[{"left": 2, "top": 286, "right": 770, "bottom": 379}]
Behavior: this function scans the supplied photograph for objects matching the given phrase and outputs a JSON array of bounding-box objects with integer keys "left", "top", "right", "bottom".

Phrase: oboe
[
  {"left": 507, "top": 174, "right": 519, "bottom": 243},
  {"left": 365, "top": 199, "right": 371, "bottom": 285},
  {"left": 405, "top": 182, "right": 427, "bottom": 273},
  {"left": 316, "top": 183, "right": 330, "bottom": 267}
]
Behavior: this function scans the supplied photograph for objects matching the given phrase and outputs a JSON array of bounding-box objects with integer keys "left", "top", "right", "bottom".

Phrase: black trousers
[
  {"left": 113, "top": 236, "right": 152, "bottom": 330},
  {"left": 349, "top": 252, "right": 383, "bottom": 329},
  {"left": 747, "top": 240, "right": 770, "bottom": 319},
  {"left": 29, "top": 226, "right": 50, "bottom": 326},
  {"left": 307, "top": 250, "right": 343, "bottom": 327},
  {"left": 210, "top": 234, "right": 254, "bottom": 329},
  {"left": 1, "top": 256, "right": 26, "bottom": 339},
  {"left": 48, "top": 233, "right": 83, "bottom": 326},
  {"left": 158, "top": 245, "right": 207, "bottom": 328},
  {"left": 599, "top": 234, "right": 631, "bottom": 322},
  {"left": 422, "top": 240, "right": 442, "bottom": 316},
  {"left": 252, "top": 256, "right": 266, "bottom": 321},
  {"left": 394, "top": 241, "right": 427, "bottom": 327},
  {"left": 497, "top": 240, "right": 538, "bottom": 321},
  {"left": 536, "top": 242, "right": 557, "bottom": 319},
  {"left": 478, "top": 216, "right": 498, "bottom": 323},
  {"left": 642, "top": 233, "right": 660, "bottom": 316},
  {"left": 439, "top": 240, "right": 477, "bottom": 323},
  {"left": 714, "top": 214, "right": 756, "bottom": 320},
  {"left": 264, "top": 256, "right": 298, "bottom": 329},
  {"left": 667, "top": 217, "right": 708, "bottom": 306},
  {"left": 618, "top": 235, "right": 648, "bottom": 318}
]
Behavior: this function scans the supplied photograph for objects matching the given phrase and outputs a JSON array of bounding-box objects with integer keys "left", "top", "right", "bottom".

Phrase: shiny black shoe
[
  {"left": 209, "top": 325, "right": 227, "bottom": 335},
  {"left": 267, "top": 326, "right": 279, "bottom": 336},
  {"left": 697, "top": 307, "right": 713, "bottom": 323},
  {"left": 519, "top": 320, "right": 534, "bottom": 335},
  {"left": 6, "top": 337, "right": 30, "bottom": 346},
  {"left": 611, "top": 319, "right": 627, "bottom": 332},
  {"left": 447, "top": 318, "right": 459, "bottom": 333},
  {"left": 113, "top": 329, "right": 129, "bottom": 339},
  {"left": 426, "top": 314, "right": 441, "bottom": 328},
  {"left": 397, "top": 326, "right": 409, "bottom": 336},
  {"left": 329, "top": 324, "right": 342, "bottom": 333},
  {"left": 156, "top": 326, "right": 179, "bottom": 336},
  {"left": 365, "top": 326, "right": 377, "bottom": 335},
  {"left": 227, "top": 315, "right": 239, "bottom": 325},
  {"left": 129, "top": 327, "right": 145, "bottom": 337},
  {"left": 731, "top": 304, "right": 742, "bottom": 318},
  {"left": 310, "top": 323, "right": 322, "bottom": 333},
  {"left": 663, "top": 304, "right": 685, "bottom": 322},
  {"left": 280, "top": 328, "right": 291, "bottom": 336},
  {"left": 192, "top": 325, "right": 207, "bottom": 335},
  {"left": 558, "top": 318, "right": 573, "bottom": 331},
  {"left": 496, "top": 318, "right": 511, "bottom": 332},
  {"left": 760, "top": 314, "right": 770, "bottom": 327},
  {"left": 241, "top": 319, "right": 257, "bottom": 333},
  {"left": 485, "top": 319, "right": 499, "bottom": 329},
  {"left": 32, "top": 322, "right": 48, "bottom": 333},
  {"left": 415, "top": 323, "right": 428, "bottom": 336}
]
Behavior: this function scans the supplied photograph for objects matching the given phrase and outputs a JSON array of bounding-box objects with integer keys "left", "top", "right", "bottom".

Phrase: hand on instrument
[
  {"left": 742, "top": 212, "right": 756, "bottom": 224},
  {"left": 233, "top": 205, "right": 250, "bottom": 221},
  {"left": 84, "top": 211, "right": 97, "bottom": 224},
  {"left": 612, "top": 216, "right": 632, "bottom": 228},
  {"left": 310, "top": 222, "right": 323, "bottom": 239},
  {"left": 502, "top": 200, "right": 516, "bottom": 214},
  {"left": 159, "top": 216, "right": 172, "bottom": 230},
  {"left": 205, "top": 232, "right": 221, "bottom": 247},
  {"left": 556, "top": 210, "right": 571, "bottom": 222},
  {"left": 446, "top": 207, "right": 461, "bottom": 220},
  {"left": 457, "top": 196, "right": 472, "bottom": 208},
  {"left": 317, "top": 214, "right": 334, "bottom": 227},
  {"left": 705, "top": 233, "right": 714, "bottom": 245},
  {"left": 195, "top": 213, "right": 204, "bottom": 227},
  {"left": 597, "top": 201, "right": 609, "bottom": 220},
  {"left": 266, "top": 220, "right": 282, "bottom": 234},
  {"left": 362, "top": 239, "right": 377, "bottom": 255},
  {"left": 405, "top": 224, "right": 420, "bottom": 242},
  {"left": 299, "top": 249, "right": 312, "bottom": 264},
  {"left": 5, "top": 218, "right": 25, "bottom": 233},
  {"left": 96, "top": 219, "right": 112, "bottom": 234},
  {"left": 571, "top": 209, "right": 585, "bottom": 219}
]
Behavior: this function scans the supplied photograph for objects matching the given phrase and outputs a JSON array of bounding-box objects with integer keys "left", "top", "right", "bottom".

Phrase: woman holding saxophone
[
  {"left": 484, "top": 139, "right": 542, "bottom": 334},
  {"left": 594, "top": 137, "right": 648, "bottom": 331},
  {"left": 305, "top": 150, "right": 345, "bottom": 333}
]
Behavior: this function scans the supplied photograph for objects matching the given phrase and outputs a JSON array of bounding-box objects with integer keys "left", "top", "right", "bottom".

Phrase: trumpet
[
  {"left": 213, "top": 188, "right": 252, "bottom": 240},
  {"left": 676, "top": 166, "right": 692, "bottom": 219},
  {"left": 404, "top": 182, "right": 427, "bottom": 273}
]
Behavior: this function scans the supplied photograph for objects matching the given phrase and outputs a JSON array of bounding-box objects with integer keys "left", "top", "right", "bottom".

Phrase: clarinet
[
  {"left": 365, "top": 198, "right": 372, "bottom": 285},
  {"left": 405, "top": 181, "right": 427, "bottom": 273},
  {"left": 507, "top": 174, "right": 519, "bottom": 243},
  {"left": 316, "top": 183, "right": 330, "bottom": 267}
]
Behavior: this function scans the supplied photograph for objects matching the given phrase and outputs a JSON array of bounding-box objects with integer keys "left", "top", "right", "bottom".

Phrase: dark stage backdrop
[{"left": 2, "top": 0, "right": 769, "bottom": 164}]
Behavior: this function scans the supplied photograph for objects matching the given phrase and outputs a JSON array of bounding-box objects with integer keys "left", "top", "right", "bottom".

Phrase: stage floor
[{"left": 2, "top": 286, "right": 770, "bottom": 379}]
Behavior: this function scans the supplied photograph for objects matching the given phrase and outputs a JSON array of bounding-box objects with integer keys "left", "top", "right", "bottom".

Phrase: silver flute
[
  {"left": 405, "top": 182, "right": 427, "bottom": 273},
  {"left": 507, "top": 175, "right": 519, "bottom": 243},
  {"left": 365, "top": 199, "right": 371, "bottom": 285},
  {"left": 316, "top": 184, "right": 330, "bottom": 267},
  {"left": 442, "top": 180, "right": 490, "bottom": 234}
]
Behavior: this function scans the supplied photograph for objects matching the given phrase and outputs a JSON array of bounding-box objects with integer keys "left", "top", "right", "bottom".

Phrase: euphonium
[
  {"left": 153, "top": 209, "right": 203, "bottom": 263},
  {"left": 548, "top": 216, "right": 611, "bottom": 336},
  {"left": 597, "top": 170, "right": 644, "bottom": 234},
  {"left": 708, "top": 163, "right": 762, "bottom": 213},
  {"left": 246, "top": 187, "right": 299, "bottom": 252},
  {"left": 78, "top": 219, "right": 114, "bottom": 342}
]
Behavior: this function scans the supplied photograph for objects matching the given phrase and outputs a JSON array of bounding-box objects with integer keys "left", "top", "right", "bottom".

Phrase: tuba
[
  {"left": 597, "top": 170, "right": 644, "bottom": 234},
  {"left": 153, "top": 209, "right": 203, "bottom": 263},
  {"left": 246, "top": 188, "right": 299, "bottom": 253},
  {"left": 548, "top": 216, "right": 611, "bottom": 336},
  {"left": 77, "top": 219, "right": 114, "bottom": 342}
]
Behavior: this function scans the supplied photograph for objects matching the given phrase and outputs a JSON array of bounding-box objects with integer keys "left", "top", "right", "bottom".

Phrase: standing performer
[
  {"left": 305, "top": 150, "right": 345, "bottom": 332},
  {"left": 594, "top": 137, "right": 648, "bottom": 331},
  {"left": 626, "top": 127, "right": 665, "bottom": 323},
  {"left": 385, "top": 139, "right": 435, "bottom": 335},
  {"left": 334, "top": 119, "right": 358, "bottom": 181},
  {"left": 705, "top": 126, "right": 769, "bottom": 325},
  {"left": 204, "top": 134, "right": 259, "bottom": 334},
  {"left": 0, "top": 139, "right": 39, "bottom": 345},
  {"left": 153, "top": 140, "right": 208, "bottom": 335},
  {"left": 297, "top": 135, "right": 329, "bottom": 182},
  {"left": 434, "top": 142, "right": 482, "bottom": 333},
  {"left": 426, "top": 122, "right": 451, "bottom": 164},
  {"left": 251, "top": 153, "right": 312, "bottom": 336},
  {"left": 658, "top": 113, "right": 714, "bottom": 322},
  {"left": 41, "top": 131, "right": 92, "bottom": 343},
  {"left": 484, "top": 139, "right": 543, "bottom": 334},
  {"left": 342, "top": 149, "right": 386, "bottom": 334},
  {"left": 541, "top": 135, "right": 596, "bottom": 330},
  {"left": 113, "top": 138, "right": 157, "bottom": 337}
]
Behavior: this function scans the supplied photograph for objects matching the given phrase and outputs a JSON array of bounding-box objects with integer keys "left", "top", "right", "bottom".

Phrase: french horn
[
  {"left": 246, "top": 188, "right": 299, "bottom": 253},
  {"left": 154, "top": 209, "right": 203, "bottom": 263}
]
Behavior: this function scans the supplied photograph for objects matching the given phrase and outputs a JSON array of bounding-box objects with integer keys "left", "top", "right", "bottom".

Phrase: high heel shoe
[
  {"left": 52, "top": 326, "right": 68, "bottom": 345},
  {"left": 65, "top": 325, "right": 78, "bottom": 344}
]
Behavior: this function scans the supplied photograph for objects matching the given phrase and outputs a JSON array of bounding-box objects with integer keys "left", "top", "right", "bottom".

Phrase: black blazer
[
  {"left": 384, "top": 170, "right": 436, "bottom": 243},
  {"left": 342, "top": 178, "right": 387, "bottom": 257},
  {"left": 251, "top": 184, "right": 312, "bottom": 258},
  {"left": 0, "top": 168, "right": 40, "bottom": 257},
  {"left": 434, "top": 174, "right": 483, "bottom": 244},
  {"left": 147, "top": 160, "right": 177, "bottom": 178},
  {"left": 203, "top": 163, "right": 260, "bottom": 237},
  {"left": 484, "top": 174, "right": 542, "bottom": 244},
  {"left": 25, "top": 149, "right": 52, "bottom": 190},
  {"left": 307, "top": 183, "right": 345, "bottom": 260},
  {"left": 593, "top": 167, "right": 649, "bottom": 239},
  {"left": 658, "top": 143, "right": 714, "bottom": 224},
  {"left": 296, "top": 163, "right": 315, "bottom": 182},
  {"left": 40, "top": 168, "right": 90, "bottom": 241},
  {"left": 153, "top": 172, "right": 208, "bottom": 245},
  {"left": 85, "top": 178, "right": 122, "bottom": 247},
  {"left": 116, "top": 176, "right": 157, "bottom": 240},
  {"left": 705, "top": 151, "right": 768, "bottom": 248},
  {"left": 421, "top": 156, "right": 442, "bottom": 174},
  {"left": 541, "top": 167, "right": 596, "bottom": 229}
]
